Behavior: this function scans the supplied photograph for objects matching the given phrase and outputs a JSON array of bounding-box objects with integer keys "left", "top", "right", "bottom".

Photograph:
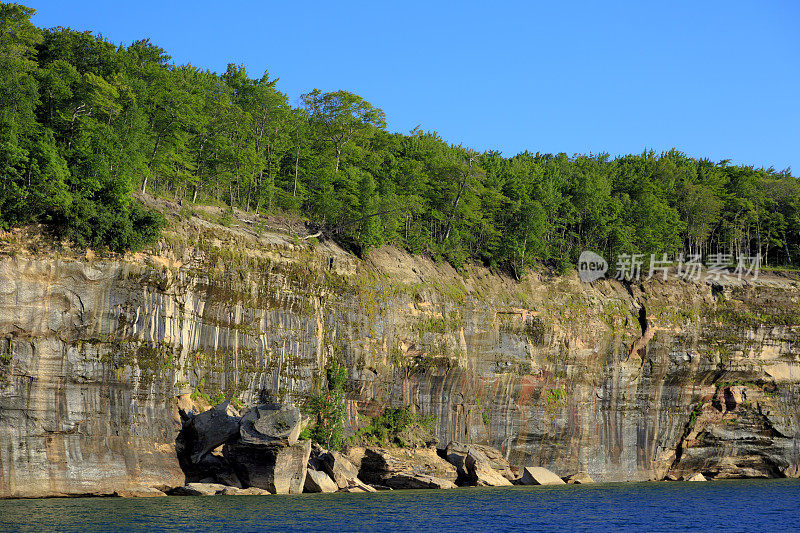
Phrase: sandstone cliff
[{"left": 1, "top": 210, "right": 798, "bottom": 497}]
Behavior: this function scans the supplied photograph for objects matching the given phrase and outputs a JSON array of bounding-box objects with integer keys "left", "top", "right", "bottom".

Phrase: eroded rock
[
  {"left": 114, "top": 487, "right": 168, "bottom": 497},
  {"left": 224, "top": 439, "right": 311, "bottom": 494},
  {"left": 171, "top": 482, "right": 230, "bottom": 496},
  {"left": 359, "top": 447, "right": 458, "bottom": 489},
  {"left": 465, "top": 448, "right": 512, "bottom": 487},
  {"left": 320, "top": 451, "right": 362, "bottom": 489},
  {"left": 177, "top": 400, "right": 241, "bottom": 464},
  {"left": 444, "top": 442, "right": 514, "bottom": 483},
  {"left": 304, "top": 468, "right": 338, "bottom": 493},
  {"left": 565, "top": 472, "right": 594, "bottom": 484},
  {"left": 519, "top": 466, "right": 565, "bottom": 486},
  {"left": 240, "top": 403, "right": 303, "bottom": 447},
  {"left": 218, "top": 486, "right": 271, "bottom": 495}
]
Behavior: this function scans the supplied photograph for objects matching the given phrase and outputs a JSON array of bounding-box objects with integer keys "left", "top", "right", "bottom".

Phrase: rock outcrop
[
  {"left": 224, "top": 439, "right": 311, "bottom": 494},
  {"left": 218, "top": 486, "right": 271, "bottom": 495},
  {"left": 175, "top": 398, "right": 311, "bottom": 494},
  {"left": 464, "top": 448, "right": 513, "bottom": 487},
  {"left": 320, "top": 451, "right": 362, "bottom": 489},
  {"left": 444, "top": 442, "right": 514, "bottom": 484},
  {"left": 668, "top": 383, "right": 798, "bottom": 480},
  {"left": 358, "top": 447, "right": 457, "bottom": 489},
  {"left": 171, "top": 482, "right": 231, "bottom": 496},
  {"left": 304, "top": 468, "right": 338, "bottom": 493},
  {"left": 0, "top": 216, "right": 799, "bottom": 497}
]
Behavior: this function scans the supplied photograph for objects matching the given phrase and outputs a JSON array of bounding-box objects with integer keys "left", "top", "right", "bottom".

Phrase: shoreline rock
[{"left": 519, "top": 467, "right": 566, "bottom": 486}]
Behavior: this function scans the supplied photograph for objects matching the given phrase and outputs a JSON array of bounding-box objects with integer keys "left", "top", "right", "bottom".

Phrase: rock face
[
  {"left": 669, "top": 383, "right": 797, "bottom": 480},
  {"left": 0, "top": 217, "right": 799, "bottom": 496},
  {"left": 359, "top": 447, "right": 457, "bottom": 489},
  {"left": 520, "top": 467, "right": 566, "bottom": 486}
]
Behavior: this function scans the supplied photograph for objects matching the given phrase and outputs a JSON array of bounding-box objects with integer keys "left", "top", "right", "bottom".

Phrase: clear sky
[{"left": 25, "top": 0, "right": 800, "bottom": 172}]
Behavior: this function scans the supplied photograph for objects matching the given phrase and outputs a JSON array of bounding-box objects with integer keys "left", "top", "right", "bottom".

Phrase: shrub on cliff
[
  {"left": 303, "top": 363, "right": 347, "bottom": 450},
  {"left": 351, "top": 406, "right": 437, "bottom": 448}
]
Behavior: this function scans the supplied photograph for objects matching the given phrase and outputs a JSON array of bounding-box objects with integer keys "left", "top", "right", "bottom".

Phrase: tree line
[{"left": 1, "top": 3, "right": 798, "bottom": 275}]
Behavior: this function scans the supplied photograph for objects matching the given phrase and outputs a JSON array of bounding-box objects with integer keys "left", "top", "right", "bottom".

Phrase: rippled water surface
[{"left": 1, "top": 479, "right": 799, "bottom": 532}]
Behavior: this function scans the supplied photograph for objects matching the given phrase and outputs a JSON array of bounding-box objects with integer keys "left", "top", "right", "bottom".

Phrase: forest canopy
[{"left": 1, "top": 3, "right": 798, "bottom": 274}]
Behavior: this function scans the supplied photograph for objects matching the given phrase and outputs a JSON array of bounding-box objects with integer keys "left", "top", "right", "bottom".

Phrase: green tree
[{"left": 301, "top": 89, "right": 386, "bottom": 172}]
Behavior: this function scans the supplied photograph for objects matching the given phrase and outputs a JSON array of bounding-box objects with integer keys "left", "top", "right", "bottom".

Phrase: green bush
[
  {"left": 303, "top": 363, "right": 348, "bottom": 450},
  {"left": 351, "top": 406, "right": 436, "bottom": 448}
]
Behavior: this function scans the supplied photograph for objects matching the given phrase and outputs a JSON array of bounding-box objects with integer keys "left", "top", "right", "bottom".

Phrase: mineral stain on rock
[{"left": 0, "top": 217, "right": 798, "bottom": 497}]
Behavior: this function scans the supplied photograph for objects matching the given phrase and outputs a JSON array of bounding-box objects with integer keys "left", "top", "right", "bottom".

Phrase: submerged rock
[
  {"left": 218, "top": 486, "right": 271, "bottom": 495},
  {"left": 171, "top": 482, "right": 230, "bottom": 496},
  {"left": 519, "top": 467, "right": 565, "bottom": 486},
  {"left": 114, "top": 487, "right": 168, "bottom": 497}
]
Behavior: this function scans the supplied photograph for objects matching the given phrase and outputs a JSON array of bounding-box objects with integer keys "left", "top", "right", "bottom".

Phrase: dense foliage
[
  {"left": 303, "top": 363, "right": 348, "bottom": 450},
  {"left": 1, "top": 4, "right": 798, "bottom": 270}
]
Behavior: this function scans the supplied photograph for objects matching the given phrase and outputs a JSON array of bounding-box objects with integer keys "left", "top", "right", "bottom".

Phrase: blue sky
[{"left": 27, "top": 0, "right": 799, "bottom": 172}]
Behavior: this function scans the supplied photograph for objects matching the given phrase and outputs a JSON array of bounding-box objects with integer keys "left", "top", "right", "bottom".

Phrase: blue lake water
[{"left": 1, "top": 479, "right": 799, "bottom": 532}]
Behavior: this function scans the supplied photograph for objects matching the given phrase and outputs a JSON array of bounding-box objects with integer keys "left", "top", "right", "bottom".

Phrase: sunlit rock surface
[{"left": 0, "top": 218, "right": 798, "bottom": 497}]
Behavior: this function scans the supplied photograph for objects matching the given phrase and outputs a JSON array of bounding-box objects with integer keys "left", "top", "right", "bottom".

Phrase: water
[{"left": 2, "top": 480, "right": 799, "bottom": 532}]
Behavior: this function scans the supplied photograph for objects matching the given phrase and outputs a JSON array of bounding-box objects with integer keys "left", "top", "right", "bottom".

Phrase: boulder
[
  {"left": 359, "top": 447, "right": 458, "bottom": 489},
  {"left": 340, "top": 478, "right": 377, "bottom": 492},
  {"left": 339, "top": 486, "right": 368, "bottom": 493},
  {"left": 382, "top": 474, "right": 456, "bottom": 490},
  {"left": 565, "top": 472, "right": 594, "bottom": 484},
  {"left": 240, "top": 403, "right": 302, "bottom": 447},
  {"left": 686, "top": 472, "right": 707, "bottom": 482},
  {"left": 171, "top": 482, "right": 230, "bottom": 496},
  {"left": 114, "top": 487, "right": 167, "bottom": 497},
  {"left": 176, "top": 400, "right": 241, "bottom": 464},
  {"left": 304, "top": 468, "right": 338, "bottom": 493},
  {"left": 218, "top": 486, "right": 271, "bottom": 495},
  {"left": 224, "top": 439, "right": 311, "bottom": 494},
  {"left": 320, "top": 451, "right": 362, "bottom": 489},
  {"left": 188, "top": 452, "right": 242, "bottom": 488},
  {"left": 465, "top": 448, "right": 513, "bottom": 487},
  {"left": 444, "top": 442, "right": 514, "bottom": 482},
  {"left": 519, "top": 466, "right": 565, "bottom": 486}
]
